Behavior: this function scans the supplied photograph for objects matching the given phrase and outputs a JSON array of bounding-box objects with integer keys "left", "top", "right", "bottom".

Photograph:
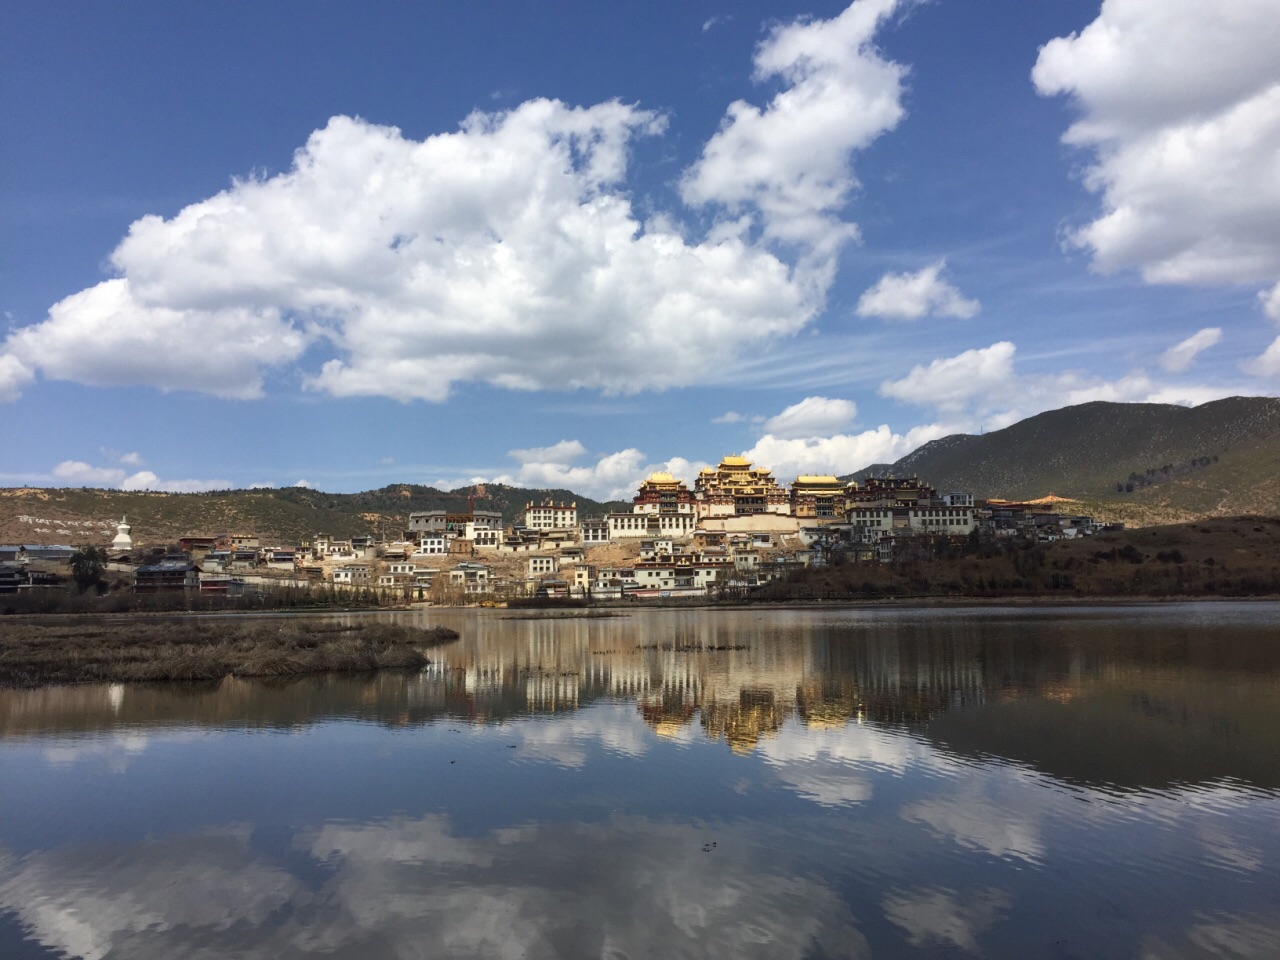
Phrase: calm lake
[{"left": 2, "top": 603, "right": 1280, "bottom": 959}]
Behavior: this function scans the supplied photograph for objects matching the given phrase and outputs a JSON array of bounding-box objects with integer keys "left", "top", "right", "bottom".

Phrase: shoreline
[{"left": 5, "top": 590, "right": 1280, "bottom": 625}]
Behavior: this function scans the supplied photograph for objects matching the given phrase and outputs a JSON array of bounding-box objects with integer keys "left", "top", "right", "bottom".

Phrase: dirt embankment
[{"left": 0, "top": 619, "right": 458, "bottom": 689}]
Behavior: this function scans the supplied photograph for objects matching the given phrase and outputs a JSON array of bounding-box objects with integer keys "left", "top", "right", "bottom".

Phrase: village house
[
  {"left": 179, "top": 536, "right": 218, "bottom": 558},
  {"left": 408, "top": 509, "right": 503, "bottom": 536},
  {"left": 524, "top": 500, "right": 578, "bottom": 530},
  {"left": 0, "top": 563, "right": 25, "bottom": 594},
  {"left": 202, "top": 549, "right": 232, "bottom": 572},
  {"left": 469, "top": 527, "right": 502, "bottom": 549},
  {"left": 381, "top": 541, "right": 413, "bottom": 561},
  {"left": 134, "top": 560, "right": 200, "bottom": 593},
  {"left": 264, "top": 549, "right": 297, "bottom": 570},
  {"left": 572, "top": 565, "right": 594, "bottom": 596},
  {"left": 413, "top": 567, "right": 437, "bottom": 594},
  {"left": 448, "top": 561, "right": 492, "bottom": 594},
  {"left": 332, "top": 563, "right": 372, "bottom": 586},
  {"left": 415, "top": 533, "right": 452, "bottom": 556},
  {"left": 528, "top": 555, "right": 559, "bottom": 576},
  {"left": 579, "top": 518, "right": 610, "bottom": 543},
  {"left": 228, "top": 549, "right": 260, "bottom": 572}
]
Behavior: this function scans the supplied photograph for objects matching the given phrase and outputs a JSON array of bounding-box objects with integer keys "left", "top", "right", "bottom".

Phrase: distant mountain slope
[
  {"left": 0, "top": 483, "right": 627, "bottom": 548},
  {"left": 845, "top": 396, "right": 1280, "bottom": 512}
]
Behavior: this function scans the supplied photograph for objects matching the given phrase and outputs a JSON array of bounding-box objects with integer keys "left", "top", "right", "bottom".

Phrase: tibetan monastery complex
[
  {"left": 6, "top": 451, "right": 1100, "bottom": 602},
  {"left": 593, "top": 455, "right": 958, "bottom": 540}
]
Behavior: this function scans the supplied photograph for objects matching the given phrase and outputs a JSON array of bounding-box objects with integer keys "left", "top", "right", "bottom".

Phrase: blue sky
[{"left": 4, "top": 0, "right": 1279, "bottom": 499}]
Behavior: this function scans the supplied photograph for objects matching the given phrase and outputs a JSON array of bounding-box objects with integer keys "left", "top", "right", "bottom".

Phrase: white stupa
[{"left": 110, "top": 515, "right": 133, "bottom": 554}]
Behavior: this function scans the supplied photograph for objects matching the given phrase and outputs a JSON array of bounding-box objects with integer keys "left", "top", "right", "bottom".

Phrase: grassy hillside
[
  {"left": 0, "top": 483, "right": 627, "bottom": 547},
  {"left": 847, "top": 396, "right": 1280, "bottom": 515},
  {"left": 753, "top": 516, "right": 1280, "bottom": 601}
]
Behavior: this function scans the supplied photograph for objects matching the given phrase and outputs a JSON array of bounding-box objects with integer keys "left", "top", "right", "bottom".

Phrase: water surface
[{"left": 3, "top": 603, "right": 1279, "bottom": 958}]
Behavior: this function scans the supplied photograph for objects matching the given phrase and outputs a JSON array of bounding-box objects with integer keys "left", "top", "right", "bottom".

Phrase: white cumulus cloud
[
  {"left": 1, "top": 92, "right": 845, "bottom": 404},
  {"left": 761, "top": 396, "right": 857, "bottom": 439},
  {"left": 682, "top": 0, "right": 910, "bottom": 273},
  {"left": 0, "top": 354, "right": 34, "bottom": 402},
  {"left": 509, "top": 439, "right": 588, "bottom": 466},
  {"left": 1033, "top": 0, "right": 1280, "bottom": 301},
  {"left": 1159, "top": 327, "right": 1223, "bottom": 372},
  {"left": 744, "top": 422, "right": 949, "bottom": 479},
  {"left": 880, "top": 341, "right": 1018, "bottom": 415},
  {"left": 53, "top": 461, "right": 133, "bottom": 486},
  {"left": 5, "top": 279, "right": 306, "bottom": 400},
  {"left": 49, "top": 459, "right": 229, "bottom": 493},
  {"left": 1261, "top": 282, "right": 1280, "bottom": 323},
  {"left": 1241, "top": 337, "right": 1280, "bottom": 378},
  {"left": 855, "top": 260, "right": 980, "bottom": 320},
  {"left": 490, "top": 442, "right": 710, "bottom": 501},
  {"left": 880, "top": 340, "right": 1255, "bottom": 429}
]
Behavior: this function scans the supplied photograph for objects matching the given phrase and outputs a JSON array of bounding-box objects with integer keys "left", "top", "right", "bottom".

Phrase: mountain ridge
[
  {"left": 0, "top": 483, "right": 628, "bottom": 548},
  {"left": 844, "top": 396, "right": 1280, "bottom": 514}
]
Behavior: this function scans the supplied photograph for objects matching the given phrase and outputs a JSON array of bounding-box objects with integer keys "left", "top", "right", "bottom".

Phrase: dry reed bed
[{"left": 0, "top": 620, "right": 458, "bottom": 688}]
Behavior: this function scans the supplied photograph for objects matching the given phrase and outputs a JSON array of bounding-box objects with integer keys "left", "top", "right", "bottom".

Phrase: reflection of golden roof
[
  {"left": 802, "top": 716, "right": 848, "bottom": 730},
  {"left": 652, "top": 719, "right": 690, "bottom": 739}
]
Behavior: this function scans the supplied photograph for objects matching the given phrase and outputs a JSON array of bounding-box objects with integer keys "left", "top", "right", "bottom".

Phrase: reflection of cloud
[
  {"left": 512, "top": 706, "right": 651, "bottom": 768},
  {"left": 772, "top": 765, "right": 873, "bottom": 806},
  {"left": 1143, "top": 913, "right": 1280, "bottom": 960},
  {"left": 757, "top": 720, "right": 954, "bottom": 807},
  {"left": 0, "top": 834, "right": 300, "bottom": 960},
  {"left": 0, "top": 815, "right": 869, "bottom": 960},
  {"left": 305, "top": 814, "right": 494, "bottom": 868},
  {"left": 1196, "top": 823, "right": 1263, "bottom": 875},
  {"left": 882, "top": 886, "right": 1010, "bottom": 955},
  {"left": 37, "top": 730, "right": 208, "bottom": 774},
  {"left": 902, "top": 789, "right": 1044, "bottom": 864},
  {"left": 42, "top": 732, "right": 152, "bottom": 768},
  {"left": 293, "top": 815, "right": 870, "bottom": 959}
]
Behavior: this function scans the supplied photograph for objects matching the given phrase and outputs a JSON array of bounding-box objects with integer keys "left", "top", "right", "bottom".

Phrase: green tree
[{"left": 70, "top": 545, "right": 108, "bottom": 593}]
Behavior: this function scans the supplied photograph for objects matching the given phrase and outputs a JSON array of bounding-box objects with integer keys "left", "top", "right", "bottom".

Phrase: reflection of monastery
[
  {"left": 13, "top": 613, "right": 1278, "bottom": 791},
  {"left": 417, "top": 613, "right": 989, "bottom": 753}
]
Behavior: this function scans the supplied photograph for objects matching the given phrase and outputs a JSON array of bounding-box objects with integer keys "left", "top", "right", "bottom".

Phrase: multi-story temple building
[
  {"left": 607, "top": 471, "right": 698, "bottom": 539},
  {"left": 789, "top": 475, "right": 849, "bottom": 519},
  {"left": 694, "top": 456, "right": 791, "bottom": 518},
  {"left": 848, "top": 476, "right": 937, "bottom": 506},
  {"left": 631, "top": 472, "right": 697, "bottom": 516}
]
